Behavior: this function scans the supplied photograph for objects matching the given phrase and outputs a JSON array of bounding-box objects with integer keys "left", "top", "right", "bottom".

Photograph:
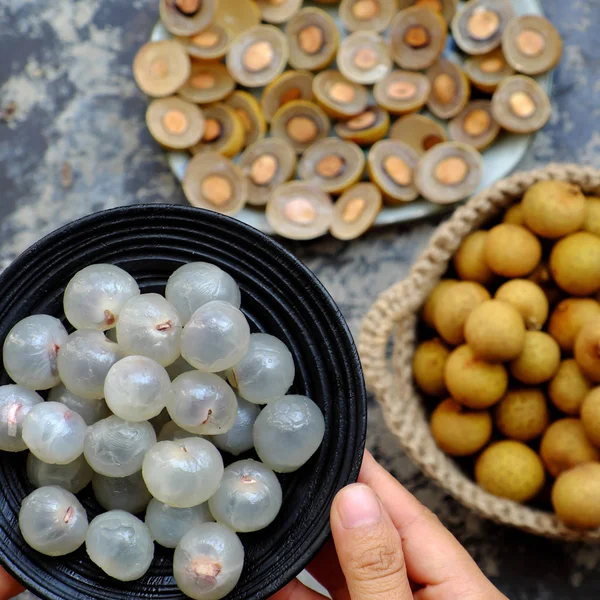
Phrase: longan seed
[
  {"left": 480, "top": 56, "right": 503, "bottom": 73},
  {"left": 191, "top": 30, "right": 220, "bottom": 49},
  {"left": 387, "top": 81, "right": 417, "bottom": 101},
  {"left": 162, "top": 110, "right": 188, "bottom": 135},
  {"left": 434, "top": 157, "right": 468, "bottom": 186},
  {"left": 352, "top": 0, "right": 380, "bottom": 20},
  {"left": 509, "top": 91, "right": 536, "bottom": 119},
  {"left": 243, "top": 41, "right": 274, "bottom": 73},
  {"left": 298, "top": 25, "right": 324, "bottom": 55},
  {"left": 202, "top": 175, "right": 233, "bottom": 207},
  {"left": 283, "top": 197, "right": 317, "bottom": 225},
  {"left": 404, "top": 25, "right": 430, "bottom": 48},
  {"left": 328, "top": 82, "right": 356, "bottom": 104},
  {"left": 517, "top": 28, "right": 546, "bottom": 57},
  {"left": 463, "top": 108, "right": 491, "bottom": 137},
  {"left": 346, "top": 110, "right": 376, "bottom": 130},
  {"left": 353, "top": 47, "right": 378, "bottom": 70},
  {"left": 467, "top": 9, "right": 500, "bottom": 41},
  {"left": 316, "top": 154, "right": 345, "bottom": 179},
  {"left": 279, "top": 87, "right": 302, "bottom": 105},
  {"left": 342, "top": 197, "right": 366, "bottom": 223},
  {"left": 250, "top": 154, "right": 278, "bottom": 186},
  {"left": 190, "top": 72, "right": 216, "bottom": 89},
  {"left": 433, "top": 73, "right": 456, "bottom": 104},
  {"left": 383, "top": 156, "right": 413, "bottom": 186},
  {"left": 203, "top": 118, "right": 222, "bottom": 142},
  {"left": 287, "top": 116, "right": 318, "bottom": 143}
]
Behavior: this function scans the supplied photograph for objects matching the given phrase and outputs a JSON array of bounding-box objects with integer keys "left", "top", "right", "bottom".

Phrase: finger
[
  {"left": 0, "top": 567, "right": 23, "bottom": 600},
  {"left": 306, "top": 539, "right": 349, "bottom": 600},
  {"left": 330, "top": 483, "right": 413, "bottom": 600}
]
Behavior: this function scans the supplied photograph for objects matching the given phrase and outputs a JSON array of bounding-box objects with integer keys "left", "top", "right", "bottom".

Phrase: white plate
[{"left": 153, "top": 0, "right": 552, "bottom": 234}]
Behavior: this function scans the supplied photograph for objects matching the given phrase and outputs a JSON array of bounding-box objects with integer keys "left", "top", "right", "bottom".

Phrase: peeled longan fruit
[
  {"left": 580, "top": 387, "right": 600, "bottom": 446},
  {"left": 550, "top": 232, "right": 600, "bottom": 296},
  {"left": 503, "top": 202, "right": 525, "bottom": 226},
  {"left": 547, "top": 298, "right": 600, "bottom": 352},
  {"left": 540, "top": 418, "right": 600, "bottom": 477},
  {"left": 422, "top": 279, "right": 458, "bottom": 328},
  {"left": 464, "top": 300, "right": 525, "bottom": 362},
  {"left": 583, "top": 196, "right": 600, "bottom": 237},
  {"left": 522, "top": 180, "right": 587, "bottom": 239},
  {"left": 509, "top": 331, "right": 561, "bottom": 385},
  {"left": 452, "top": 231, "right": 494, "bottom": 285},
  {"left": 494, "top": 389, "right": 549, "bottom": 442},
  {"left": 552, "top": 463, "right": 600, "bottom": 530},
  {"left": 444, "top": 345, "right": 508, "bottom": 409},
  {"left": 574, "top": 318, "right": 600, "bottom": 383},
  {"left": 548, "top": 359, "right": 593, "bottom": 416},
  {"left": 495, "top": 279, "right": 549, "bottom": 331},
  {"left": 430, "top": 399, "right": 492, "bottom": 457},
  {"left": 485, "top": 224, "right": 542, "bottom": 278},
  {"left": 475, "top": 441, "right": 545, "bottom": 503},
  {"left": 413, "top": 338, "right": 450, "bottom": 397},
  {"left": 434, "top": 282, "right": 491, "bottom": 346}
]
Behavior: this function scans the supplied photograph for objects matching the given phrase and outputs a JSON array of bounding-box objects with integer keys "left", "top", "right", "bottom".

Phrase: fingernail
[{"left": 337, "top": 484, "right": 382, "bottom": 529}]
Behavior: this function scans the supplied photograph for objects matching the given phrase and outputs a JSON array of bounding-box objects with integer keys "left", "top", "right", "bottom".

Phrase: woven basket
[{"left": 359, "top": 163, "right": 600, "bottom": 542}]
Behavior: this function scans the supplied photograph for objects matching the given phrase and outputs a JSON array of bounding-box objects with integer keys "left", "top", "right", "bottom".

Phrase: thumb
[{"left": 331, "top": 483, "right": 412, "bottom": 600}]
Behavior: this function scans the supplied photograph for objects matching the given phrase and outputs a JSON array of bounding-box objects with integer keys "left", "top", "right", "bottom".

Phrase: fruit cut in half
[
  {"left": 389, "top": 113, "right": 448, "bottom": 155},
  {"left": 449, "top": 100, "right": 501, "bottom": 151},
  {"left": 159, "top": 0, "right": 218, "bottom": 36},
  {"left": 415, "top": 142, "right": 483, "bottom": 204},
  {"left": 178, "top": 62, "right": 235, "bottom": 104},
  {"left": 224, "top": 91, "right": 267, "bottom": 148},
  {"left": 491, "top": 74, "right": 551, "bottom": 134},
  {"left": 313, "top": 71, "right": 369, "bottom": 119},
  {"left": 337, "top": 31, "right": 392, "bottom": 85},
  {"left": 257, "top": 0, "right": 303, "bottom": 24},
  {"left": 270, "top": 100, "right": 331, "bottom": 154},
  {"left": 334, "top": 106, "right": 390, "bottom": 146},
  {"left": 177, "top": 24, "right": 233, "bottom": 61},
  {"left": 374, "top": 70, "right": 431, "bottom": 115},
  {"left": 330, "top": 183, "right": 382, "bottom": 240},
  {"left": 190, "top": 103, "right": 245, "bottom": 158},
  {"left": 146, "top": 96, "right": 205, "bottom": 150},
  {"left": 183, "top": 152, "right": 248, "bottom": 215},
  {"left": 266, "top": 182, "right": 334, "bottom": 240},
  {"left": 426, "top": 59, "right": 471, "bottom": 119},
  {"left": 464, "top": 47, "right": 515, "bottom": 93},
  {"left": 261, "top": 70, "right": 315, "bottom": 122},
  {"left": 339, "top": 0, "right": 397, "bottom": 33},
  {"left": 214, "top": 0, "right": 261, "bottom": 36},
  {"left": 133, "top": 40, "right": 191, "bottom": 97},
  {"left": 398, "top": 0, "right": 459, "bottom": 24}
]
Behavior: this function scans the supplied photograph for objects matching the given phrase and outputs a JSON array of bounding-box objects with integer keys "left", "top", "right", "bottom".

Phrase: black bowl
[{"left": 0, "top": 205, "right": 367, "bottom": 600}]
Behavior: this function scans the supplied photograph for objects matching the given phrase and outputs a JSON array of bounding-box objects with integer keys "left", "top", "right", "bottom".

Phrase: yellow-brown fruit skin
[
  {"left": 540, "top": 418, "right": 600, "bottom": 478},
  {"left": 433, "top": 281, "right": 490, "bottom": 346},
  {"left": 509, "top": 331, "right": 561, "bottom": 385},
  {"left": 583, "top": 196, "right": 600, "bottom": 237},
  {"left": 494, "top": 389, "right": 549, "bottom": 442},
  {"left": 484, "top": 224, "right": 542, "bottom": 278},
  {"left": 552, "top": 463, "right": 600, "bottom": 530},
  {"left": 464, "top": 300, "right": 525, "bottom": 362},
  {"left": 547, "top": 298, "right": 600, "bottom": 352},
  {"left": 549, "top": 232, "right": 600, "bottom": 296},
  {"left": 444, "top": 345, "right": 508, "bottom": 409},
  {"left": 548, "top": 359, "right": 593, "bottom": 416},
  {"left": 494, "top": 279, "right": 549, "bottom": 331},
  {"left": 574, "top": 318, "right": 600, "bottom": 383},
  {"left": 502, "top": 203, "right": 525, "bottom": 226},
  {"left": 522, "top": 180, "right": 587, "bottom": 239},
  {"left": 430, "top": 399, "right": 492, "bottom": 456},
  {"left": 452, "top": 231, "right": 495, "bottom": 285},
  {"left": 580, "top": 387, "right": 600, "bottom": 447},
  {"left": 475, "top": 441, "right": 545, "bottom": 503},
  {"left": 527, "top": 261, "right": 564, "bottom": 307},
  {"left": 422, "top": 279, "right": 458, "bottom": 328},
  {"left": 413, "top": 338, "right": 450, "bottom": 397}
]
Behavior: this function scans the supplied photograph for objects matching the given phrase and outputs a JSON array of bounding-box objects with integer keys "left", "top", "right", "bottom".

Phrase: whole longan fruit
[
  {"left": 494, "top": 389, "right": 549, "bottom": 442},
  {"left": 452, "top": 231, "right": 495, "bottom": 285},
  {"left": 547, "top": 298, "right": 600, "bottom": 352},
  {"left": 509, "top": 331, "right": 561, "bottom": 385},
  {"left": 540, "top": 418, "right": 600, "bottom": 477},
  {"left": 413, "top": 339, "right": 450, "bottom": 397},
  {"left": 444, "top": 345, "right": 508, "bottom": 409},
  {"left": 550, "top": 232, "right": 600, "bottom": 296},
  {"left": 503, "top": 203, "right": 525, "bottom": 226},
  {"left": 583, "top": 196, "right": 600, "bottom": 237},
  {"left": 475, "top": 441, "right": 545, "bottom": 503},
  {"left": 552, "top": 463, "right": 600, "bottom": 529},
  {"left": 574, "top": 318, "right": 600, "bottom": 383},
  {"left": 464, "top": 300, "right": 525, "bottom": 362},
  {"left": 430, "top": 399, "right": 492, "bottom": 456},
  {"left": 434, "top": 282, "right": 491, "bottom": 346},
  {"left": 522, "top": 180, "right": 587, "bottom": 239},
  {"left": 485, "top": 224, "right": 542, "bottom": 278},
  {"left": 580, "top": 387, "right": 600, "bottom": 446},
  {"left": 495, "top": 279, "right": 549, "bottom": 331},
  {"left": 422, "top": 279, "right": 458, "bottom": 328},
  {"left": 548, "top": 359, "right": 593, "bottom": 416}
]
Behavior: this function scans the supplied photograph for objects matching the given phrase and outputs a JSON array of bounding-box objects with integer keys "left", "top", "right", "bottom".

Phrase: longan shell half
[
  {"left": 178, "top": 62, "right": 235, "bottom": 104},
  {"left": 426, "top": 59, "right": 471, "bottom": 120},
  {"left": 389, "top": 113, "right": 448, "bottom": 155},
  {"left": 262, "top": 71, "right": 315, "bottom": 122},
  {"left": 335, "top": 106, "right": 390, "bottom": 146},
  {"left": 178, "top": 24, "right": 233, "bottom": 60},
  {"left": 190, "top": 104, "right": 245, "bottom": 158},
  {"left": 330, "top": 183, "right": 382, "bottom": 241},
  {"left": 146, "top": 96, "right": 205, "bottom": 150},
  {"left": 225, "top": 91, "right": 267, "bottom": 149},
  {"left": 337, "top": 31, "right": 392, "bottom": 85},
  {"left": 464, "top": 47, "right": 514, "bottom": 93},
  {"left": 312, "top": 71, "right": 368, "bottom": 119},
  {"left": 374, "top": 71, "right": 431, "bottom": 116},
  {"left": 270, "top": 100, "right": 331, "bottom": 154},
  {"left": 448, "top": 100, "right": 501, "bottom": 151},
  {"left": 160, "top": 0, "right": 218, "bottom": 36},
  {"left": 340, "top": 0, "right": 398, "bottom": 33}
]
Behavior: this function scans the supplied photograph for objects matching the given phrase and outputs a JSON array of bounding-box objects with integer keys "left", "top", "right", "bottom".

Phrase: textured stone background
[{"left": 1, "top": 0, "right": 600, "bottom": 598}]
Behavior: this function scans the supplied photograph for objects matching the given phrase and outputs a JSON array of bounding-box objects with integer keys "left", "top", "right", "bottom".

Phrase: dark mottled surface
[{"left": 1, "top": 1, "right": 600, "bottom": 598}]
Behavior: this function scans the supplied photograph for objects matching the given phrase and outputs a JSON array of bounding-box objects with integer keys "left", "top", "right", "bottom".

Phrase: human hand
[
  {"left": 272, "top": 450, "right": 508, "bottom": 600},
  {"left": 0, "top": 566, "right": 23, "bottom": 600}
]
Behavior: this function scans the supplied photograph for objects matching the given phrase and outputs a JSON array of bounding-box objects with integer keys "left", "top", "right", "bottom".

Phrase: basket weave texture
[{"left": 359, "top": 163, "right": 600, "bottom": 541}]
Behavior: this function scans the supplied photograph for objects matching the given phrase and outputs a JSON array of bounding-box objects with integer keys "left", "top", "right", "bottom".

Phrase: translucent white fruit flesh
[
  {"left": 104, "top": 356, "right": 172, "bottom": 422},
  {"left": 86, "top": 510, "right": 154, "bottom": 581},
  {"left": 229, "top": 333, "right": 295, "bottom": 404},
  {"left": 116, "top": 293, "right": 182, "bottom": 367},
  {"left": 208, "top": 459, "right": 282, "bottom": 532},
  {"left": 211, "top": 397, "right": 260, "bottom": 456},
  {"left": 158, "top": 420, "right": 204, "bottom": 443},
  {"left": 19, "top": 486, "right": 88, "bottom": 557},
  {"left": 63, "top": 264, "right": 140, "bottom": 331},
  {"left": 253, "top": 394, "right": 325, "bottom": 473},
  {"left": 166, "top": 262, "right": 241, "bottom": 324},
  {"left": 22, "top": 402, "right": 87, "bottom": 465},
  {"left": 3, "top": 315, "right": 68, "bottom": 390},
  {"left": 57, "top": 330, "right": 123, "bottom": 400},
  {"left": 173, "top": 522, "right": 244, "bottom": 600},
  {"left": 0, "top": 385, "right": 43, "bottom": 452},
  {"left": 27, "top": 453, "right": 93, "bottom": 494},
  {"left": 145, "top": 498, "right": 213, "bottom": 548},
  {"left": 48, "top": 384, "right": 111, "bottom": 426},
  {"left": 168, "top": 372, "right": 237, "bottom": 435},
  {"left": 142, "top": 438, "right": 223, "bottom": 508},
  {"left": 181, "top": 301, "right": 250, "bottom": 373},
  {"left": 84, "top": 415, "right": 156, "bottom": 478},
  {"left": 166, "top": 355, "right": 196, "bottom": 380},
  {"left": 92, "top": 471, "right": 152, "bottom": 514}
]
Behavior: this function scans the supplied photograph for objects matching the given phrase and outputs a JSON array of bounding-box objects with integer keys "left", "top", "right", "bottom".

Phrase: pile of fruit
[
  {"left": 0, "top": 262, "right": 324, "bottom": 599},
  {"left": 413, "top": 184, "right": 600, "bottom": 529},
  {"left": 133, "top": 0, "right": 561, "bottom": 240}
]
